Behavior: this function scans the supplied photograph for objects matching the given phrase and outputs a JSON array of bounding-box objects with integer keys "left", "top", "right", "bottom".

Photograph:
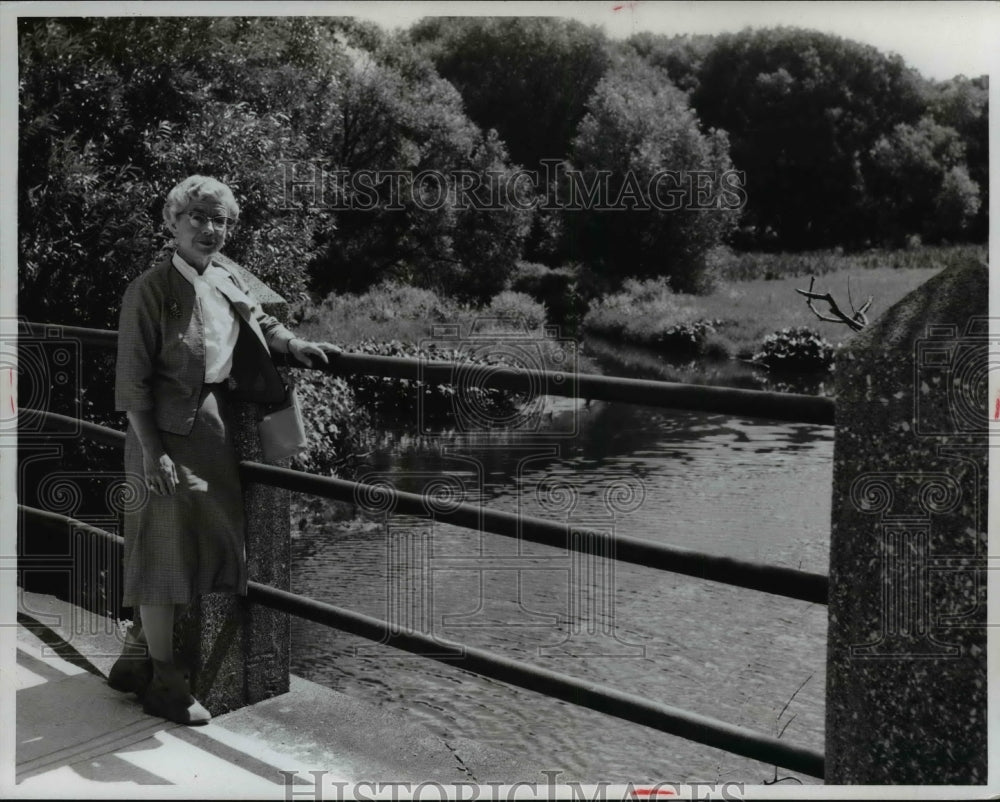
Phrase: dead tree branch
[{"left": 795, "top": 276, "right": 872, "bottom": 331}]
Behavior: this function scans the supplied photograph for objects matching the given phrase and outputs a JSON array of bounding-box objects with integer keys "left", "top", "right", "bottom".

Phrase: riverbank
[
  {"left": 285, "top": 244, "right": 977, "bottom": 477},
  {"left": 298, "top": 244, "right": 978, "bottom": 368}
]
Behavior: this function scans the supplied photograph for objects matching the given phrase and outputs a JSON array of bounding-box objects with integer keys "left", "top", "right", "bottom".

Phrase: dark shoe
[
  {"left": 143, "top": 660, "right": 211, "bottom": 726},
  {"left": 108, "top": 622, "right": 152, "bottom": 697}
]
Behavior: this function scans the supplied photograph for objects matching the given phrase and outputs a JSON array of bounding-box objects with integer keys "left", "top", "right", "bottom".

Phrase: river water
[{"left": 289, "top": 349, "right": 833, "bottom": 785}]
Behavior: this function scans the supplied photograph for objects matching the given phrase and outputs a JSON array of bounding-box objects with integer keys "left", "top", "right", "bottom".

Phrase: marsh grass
[
  {"left": 583, "top": 244, "right": 982, "bottom": 358},
  {"left": 296, "top": 246, "right": 980, "bottom": 370},
  {"left": 295, "top": 282, "right": 468, "bottom": 345},
  {"left": 583, "top": 254, "right": 966, "bottom": 358},
  {"left": 297, "top": 282, "right": 550, "bottom": 347},
  {"left": 684, "top": 265, "right": 946, "bottom": 356},
  {"left": 716, "top": 244, "right": 985, "bottom": 282}
]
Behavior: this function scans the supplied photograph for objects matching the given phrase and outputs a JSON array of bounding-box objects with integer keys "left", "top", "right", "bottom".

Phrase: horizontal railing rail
[
  {"left": 16, "top": 503, "right": 825, "bottom": 779},
  {"left": 19, "top": 503, "right": 125, "bottom": 547},
  {"left": 28, "top": 409, "right": 829, "bottom": 605},
  {"left": 18, "top": 320, "right": 836, "bottom": 424}
]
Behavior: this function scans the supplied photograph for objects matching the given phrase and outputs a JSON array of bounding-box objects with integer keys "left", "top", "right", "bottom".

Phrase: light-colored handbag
[{"left": 258, "top": 385, "right": 307, "bottom": 462}]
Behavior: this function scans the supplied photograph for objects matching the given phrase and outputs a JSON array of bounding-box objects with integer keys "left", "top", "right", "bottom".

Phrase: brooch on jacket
[{"left": 166, "top": 298, "right": 182, "bottom": 319}]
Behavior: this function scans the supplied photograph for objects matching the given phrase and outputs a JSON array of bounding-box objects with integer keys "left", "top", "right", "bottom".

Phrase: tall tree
[
  {"left": 19, "top": 16, "right": 533, "bottom": 325},
  {"left": 564, "top": 58, "right": 740, "bottom": 292},
  {"left": 407, "top": 16, "right": 612, "bottom": 170},
  {"left": 923, "top": 75, "right": 989, "bottom": 240},
  {"left": 18, "top": 17, "right": 341, "bottom": 325},
  {"left": 303, "top": 43, "right": 532, "bottom": 302},
  {"left": 686, "top": 27, "right": 928, "bottom": 250},
  {"left": 866, "top": 116, "right": 981, "bottom": 244},
  {"left": 626, "top": 32, "right": 715, "bottom": 95}
]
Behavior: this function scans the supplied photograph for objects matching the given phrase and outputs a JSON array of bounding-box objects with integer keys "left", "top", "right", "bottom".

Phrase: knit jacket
[{"left": 115, "top": 253, "right": 295, "bottom": 435}]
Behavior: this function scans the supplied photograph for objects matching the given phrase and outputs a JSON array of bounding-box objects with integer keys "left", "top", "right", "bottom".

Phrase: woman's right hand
[
  {"left": 143, "top": 449, "right": 179, "bottom": 496},
  {"left": 127, "top": 410, "right": 179, "bottom": 496}
]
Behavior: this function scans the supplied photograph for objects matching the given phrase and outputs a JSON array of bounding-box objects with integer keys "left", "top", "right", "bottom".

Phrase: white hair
[{"left": 162, "top": 175, "right": 240, "bottom": 226}]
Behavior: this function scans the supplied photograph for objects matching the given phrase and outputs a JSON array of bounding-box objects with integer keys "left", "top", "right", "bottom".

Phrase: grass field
[
  {"left": 584, "top": 244, "right": 985, "bottom": 358},
  {"left": 715, "top": 243, "right": 985, "bottom": 281},
  {"left": 683, "top": 266, "right": 944, "bottom": 355}
]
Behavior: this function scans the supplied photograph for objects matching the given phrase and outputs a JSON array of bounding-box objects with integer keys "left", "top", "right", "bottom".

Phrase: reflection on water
[{"left": 290, "top": 353, "right": 833, "bottom": 784}]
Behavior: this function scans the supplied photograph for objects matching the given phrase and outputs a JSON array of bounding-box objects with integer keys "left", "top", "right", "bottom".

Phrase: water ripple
[{"left": 291, "top": 404, "right": 831, "bottom": 783}]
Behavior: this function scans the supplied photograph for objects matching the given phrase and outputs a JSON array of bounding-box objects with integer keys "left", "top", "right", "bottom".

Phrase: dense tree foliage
[
  {"left": 688, "top": 28, "right": 928, "bottom": 249},
  {"left": 625, "top": 27, "right": 987, "bottom": 250},
  {"left": 19, "top": 17, "right": 336, "bottom": 325},
  {"left": 922, "top": 75, "right": 989, "bottom": 240},
  {"left": 19, "top": 16, "right": 987, "bottom": 330},
  {"left": 866, "top": 116, "right": 981, "bottom": 244},
  {"left": 565, "top": 58, "right": 739, "bottom": 291},
  {"left": 627, "top": 31, "right": 714, "bottom": 94},
  {"left": 19, "top": 16, "right": 531, "bottom": 327},
  {"left": 302, "top": 44, "right": 531, "bottom": 303},
  {"left": 407, "top": 16, "right": 612, "bottom": 171}
]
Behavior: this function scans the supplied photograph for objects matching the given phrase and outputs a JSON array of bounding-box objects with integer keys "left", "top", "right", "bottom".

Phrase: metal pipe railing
[
  {"left": 19, "top": 321, "right": 835, "bottom": 424},
  {"left": 247, "top": 582, "right": 825, "bottom": 779},
  {"left": 244, "top": 462, "right": 828, "bottom": 605},
  {"left": 27, "top": 409, "right": 829, "bottom": 605},
  {"left": 19, "top": 320, "right": 118, "bottom": 349},
  {"left": 15, "top": 504, "right": 825, "bottom": 778},
  {"left": 18, "top": 503, "right": 125, "bottom": 546}
]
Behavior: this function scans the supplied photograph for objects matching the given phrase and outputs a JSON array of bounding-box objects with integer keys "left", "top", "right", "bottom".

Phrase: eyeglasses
[{"left": 182, "top": 211, "right": 236, "bottom": 230}]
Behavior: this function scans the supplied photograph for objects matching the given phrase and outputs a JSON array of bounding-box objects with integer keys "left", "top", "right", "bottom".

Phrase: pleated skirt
[{"left": 122, "top": 383, "right": 247, "bottom": 606}]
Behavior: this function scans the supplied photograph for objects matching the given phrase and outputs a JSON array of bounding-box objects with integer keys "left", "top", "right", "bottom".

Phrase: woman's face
[{"left": 169, "top": 197, "right": 235, "bottom": 269}]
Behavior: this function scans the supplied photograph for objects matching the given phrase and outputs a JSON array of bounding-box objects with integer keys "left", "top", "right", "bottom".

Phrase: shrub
[
  {"left": 299, "top": 282, "right": 470, "bottom": 345},
  {"left": 701, "top": 331, "right": 735, "bottom": 360},
  {"left": 582, "top": 278, "right": 734, "bottom": 358},
  {"left": 485, "top": 291, "right": 548, "bottom": 331},
  {"left": 693, "top": 245, "right": 733, "bottom": 294},
  {"left": 290, "top": 370, "right": 369, "bottom": 476},
  {"left": 346, "top": 340, "right": 522, "bottom": 427},
  {"left": 508, "top": 261, "right": 588, "bottom": 331},
  {"left": 652, "top": 320, "right": 728, "bottom": 358},
  {"left": 751, "top": 327, "right": 836, "bottom": 373},
  {"left": 338, "top": 282, "right": 457, "bottom": 323},
  {"left": 583, "top": 277, "right": 688, "bottom": 338}
]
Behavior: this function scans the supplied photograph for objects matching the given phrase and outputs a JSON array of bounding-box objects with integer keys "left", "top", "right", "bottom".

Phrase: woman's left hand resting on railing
[{"left": 288, "top": 338, "right": 342, "bottom": 367}]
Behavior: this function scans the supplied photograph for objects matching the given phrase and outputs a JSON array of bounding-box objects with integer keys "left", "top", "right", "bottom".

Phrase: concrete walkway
[{"left": 13, "top": 589, "right": 543, "bottom": 798}]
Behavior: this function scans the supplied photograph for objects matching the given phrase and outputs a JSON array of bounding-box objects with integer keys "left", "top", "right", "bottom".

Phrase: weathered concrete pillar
[
  {"left": 174, "top": 262, "right": 291, "bottom": 714},
  {"left": 825, "top": 258, "right": 988, "bottom": 783}
]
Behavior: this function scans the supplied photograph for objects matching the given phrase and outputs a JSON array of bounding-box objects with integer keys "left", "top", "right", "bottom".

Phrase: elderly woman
[{"left": 110, "top": 175, "right": 337, "bottom": 725}]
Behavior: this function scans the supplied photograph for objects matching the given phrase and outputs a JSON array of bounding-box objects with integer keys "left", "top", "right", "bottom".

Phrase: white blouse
[{"left": 171, "top": 252, "right": 241, "bottom": 383}]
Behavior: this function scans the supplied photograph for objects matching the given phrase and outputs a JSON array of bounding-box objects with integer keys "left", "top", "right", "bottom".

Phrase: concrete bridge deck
[{"left": 13, "top": 589, "right": 542, "bottom": 797}]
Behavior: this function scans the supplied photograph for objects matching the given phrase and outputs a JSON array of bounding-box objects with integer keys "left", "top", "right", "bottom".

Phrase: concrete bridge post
[{"left": 825, "top": 258, "right": 989, "bottom": 783}]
